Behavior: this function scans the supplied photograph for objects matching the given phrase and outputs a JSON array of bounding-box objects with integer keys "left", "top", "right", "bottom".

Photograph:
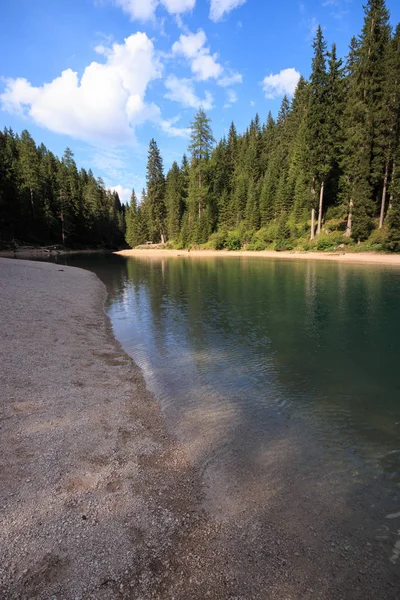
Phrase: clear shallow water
[
  {"left": 58, "top": 254, "right": 400, "bottom": 485},
  {"left": 54, "top": 254, "right": 400, "bottom": 518}
]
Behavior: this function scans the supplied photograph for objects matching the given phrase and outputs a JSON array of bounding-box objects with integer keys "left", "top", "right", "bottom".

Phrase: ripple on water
[{"left": 92, "top": 255, "right": 400, "bottom": 564}]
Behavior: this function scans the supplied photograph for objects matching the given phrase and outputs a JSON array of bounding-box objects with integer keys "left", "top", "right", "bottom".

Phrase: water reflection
[
  {"left": 66, "top": 254, "right": 400, "bottom": 481},
  {"left": 38, "top": 252, "right": 400, "bottom": 567}
]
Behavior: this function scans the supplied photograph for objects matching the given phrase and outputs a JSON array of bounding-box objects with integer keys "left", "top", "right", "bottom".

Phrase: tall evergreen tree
[
  {"left": 342, "top": 0, "right": 391, "bottom": 240},
  {"left": 166, "top": 162, "right": 183, "bottom": 241},
  {"left": 187, "top": 109, "right": 215, "bottom": 237},
  {"left": 146, "top": 139, "right": 166, "bottom": 243},
  {"left": 306, "top": 26, "right": 330, "bottom": 235}
]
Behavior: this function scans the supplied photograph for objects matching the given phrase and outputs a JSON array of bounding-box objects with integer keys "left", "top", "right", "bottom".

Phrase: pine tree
[
  {"left": 306, "top": 26, "right": 330, "bottom": 235},
  {"left": 188, "top": 109, "right": 215, "bottom": 234},
  {"left": 188, "top": 109, "right": 215, "bottom": 161},
  {"left": 380, "top": 24, "right": 400, "bottom": 227},
  {"left": 146, "top": 139, "right": 166, "bottom": 243},
  {"left": 341, "top": 1, "right": 391, "bottom": 240},
  {"left": 166, "top": 162, "right": 183, "bottom": 241},
  {"left": 386, "top": 130, "right": 400, "bottom": 250},
  {"left": 18, "top": 130, "right": 40, "bottom": 224}
]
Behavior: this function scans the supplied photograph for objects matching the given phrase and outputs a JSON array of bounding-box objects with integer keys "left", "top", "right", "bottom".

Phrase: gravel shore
[{"left": 0, "top": 258, "right": 399, "bottom": 599}]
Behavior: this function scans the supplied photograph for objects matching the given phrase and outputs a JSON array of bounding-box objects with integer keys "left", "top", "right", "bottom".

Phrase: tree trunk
[
  {"left": 30, "top": 187, "right": 35, "bottom": 216},
  {"left": 160, "top": 232, "right": 165, "bottom": 244},
  {"left": 379, "top": 159, "right": 390, "bottom": 229},
  {"left": 61, "top": 209, "right": 65, "bottom": 246},
  {"left": 344, "top": 198, "right": 353, "bottom": 238},
  {"left": 60, "top": 193, "right": 66, "bottom": 247},
  {"left": 316, "top": 181, "right": 324, "bottom": 235},
  {"left": 310, "top": 208, "right": 315, "bottom": 241},
  {"left": 389, "top": 161, "right": 396, "bottom": 210}
]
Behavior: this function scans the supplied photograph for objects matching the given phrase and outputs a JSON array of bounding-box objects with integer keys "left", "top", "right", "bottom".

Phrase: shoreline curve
[{"left": 1, "top": 257, "right": 399, "bottom": 599}]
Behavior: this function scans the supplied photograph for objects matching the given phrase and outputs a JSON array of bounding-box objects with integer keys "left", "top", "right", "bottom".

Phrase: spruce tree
[
  {"left": 380, "top": 24, "right": 400, "bottom": 227},
  {"left": 342, "top": 1, "right": 391, "bottom": 240},
  {"left": 166, "top": 162, "right": 183, "bottom": 241},
  {"left": 146, "top": 139, "right": 166, "bottom": 243},
  {"left": 188, "top": 109, "right": 214, "bottom": 234},
  {"left": 306, "top": 26, "right": 330, "bottom": 235}
]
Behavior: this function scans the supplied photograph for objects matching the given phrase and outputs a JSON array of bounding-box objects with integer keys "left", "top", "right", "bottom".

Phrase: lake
[{"left": 52, "top": 253, "right": 400, "bottom": 565}]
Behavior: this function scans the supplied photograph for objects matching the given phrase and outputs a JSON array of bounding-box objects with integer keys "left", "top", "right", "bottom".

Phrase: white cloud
[
  {"left": 218, "top": 72, "right": 242, "bottom": 87},
  {"left": 161, "top": 0, "right": 195, "bottom": 14},
  {"left": 108, "top": 184, "right": 132, "bottom": 204},
  {"left": 90, "top": 146, "right": 146, "bottom": 199},
  {"left": 114, "top": 0, "right": 158, "bottom": 21},
  {"left": 172, "top": 30, "right": 222, "bottom": 81},
  {"left": 160, "top": 116, "right": 191, "bottom": 138},
  {"left": 107, "top": 0, "right": 195, "bottom": 21},
  {"left": 224, "top": 88, "right": 237, "bottom": 108},
  {"left": 192, "top": 53, "right": 222, "bottom": 80},
  {"left": 0, "top": 33, "right": 164, "bottom": 144},
  {"left": 262, "top": 68, "right": 301, "bottom": 99},
  {"left": 172, "top": 30, "right": 206, "bottom": 58},
  {"left": 165, "top": 75, "right": 213, "bottom": 109},
  {"left": 209, "top": 0, "right": 246, "bottom": 22}
]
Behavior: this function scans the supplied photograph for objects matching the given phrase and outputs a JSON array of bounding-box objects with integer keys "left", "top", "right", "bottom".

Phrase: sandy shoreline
[
  {"left": 116, "top": 247, "right": 400, "bottom": 266},
  {"left": 1, "top": 258, "right": 399, "bottom": 599},
  {"left": 0, "top": 259, "right": 219, "bottom": 599}
]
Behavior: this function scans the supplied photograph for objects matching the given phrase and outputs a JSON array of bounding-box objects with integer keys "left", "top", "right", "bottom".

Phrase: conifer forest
[{"left": 2, "top": 1, "right": 400, "bottom": 252}]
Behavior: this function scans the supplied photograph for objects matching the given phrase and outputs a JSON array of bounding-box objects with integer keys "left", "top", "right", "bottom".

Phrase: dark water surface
[{"left": 49, "top": 253, "right": 400, "bottom": 562}]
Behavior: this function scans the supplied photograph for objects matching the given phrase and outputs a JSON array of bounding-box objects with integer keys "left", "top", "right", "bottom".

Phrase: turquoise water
[{"left": 61, "top": 254, "right": 400, "bottom": 492}]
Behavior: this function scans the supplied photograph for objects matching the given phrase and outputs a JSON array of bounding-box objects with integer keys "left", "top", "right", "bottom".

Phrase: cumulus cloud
[
  {"left": 161, "top": 0, "right": 195, "bottom": 13},
  {"left": 0, "top": 33, "right": 195, "bottom": 144},
  {"left": 191, "top": 53, "right": 222, "bottom": 80},
  {"left": 172, "top": 30, "right": 222, "bottom": 81},
  {"left": 108, "top": 0, "right": 195, "bottom": 21},
  {"left": 113, "top": 0, "right": 158, "bottom": 21},
  {"left": 172, "top": 30, "right": 206, "bottom": 57},
  {"left": 262, "top": 68, "right": 301, "bottom": 99},
  {"left": 108, "top": 184, "right": 132, "bottom": 204},
  {"left": 209, "top": 0, "right": 246, "bottom": 22},
  {"left": 165, "top": 75, "right": 213, "bottom": 109}
]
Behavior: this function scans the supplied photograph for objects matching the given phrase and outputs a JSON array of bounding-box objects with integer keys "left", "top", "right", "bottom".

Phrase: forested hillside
[
  {"left": 126, "top": 0, "right": 400, "bottom": 252},
  {"left": 2, "top": 1, "right": 400, "bottom": 252},
  {"left": 0, "top": 131, "right": 126, "bottom": 248}
]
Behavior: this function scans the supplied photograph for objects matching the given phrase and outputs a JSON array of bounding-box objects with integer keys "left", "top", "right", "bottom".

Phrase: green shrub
[
  {"left": 295, "top": 221, "right": 310, "bottom": 236},
  {"left": 316, "top": 237, "right": 336, "bottom": 251},
  {"left": 311, "top": 231, "right": 349, "bottom": 251},
  {"left": 252, "top": 223, "right": 279, "bottom": 244},
  {"left": 324, "top": 205, "right": 347, "bottom": 221},
  {"left": 275, "top": 240, "right": 293, "bottom": 252},
  {"left": 205, "top": 230, "right": 227, "bottom": 250},
  {"left": 383, "top": 236, "right": 400, "bottom": 252},
  {"left": 324, "top": 217, "right": 347, "bottom": 232},
  {"left": 367, "top": 227, "right": 387, "bottom": 246},
  {"left": 224, "top": 232, "right": 242, "bottom": 250},
  {"left": 248, "top": 239, "right": 268, "bottom": 251},
  {"left": 299, "top": 241, "right": 311, "bottom": 251}
]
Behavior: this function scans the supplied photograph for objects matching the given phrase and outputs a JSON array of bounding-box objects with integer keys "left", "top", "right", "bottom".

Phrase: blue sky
[{"left": 1, "top": 0, "right": 400, "bottom": 203}]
